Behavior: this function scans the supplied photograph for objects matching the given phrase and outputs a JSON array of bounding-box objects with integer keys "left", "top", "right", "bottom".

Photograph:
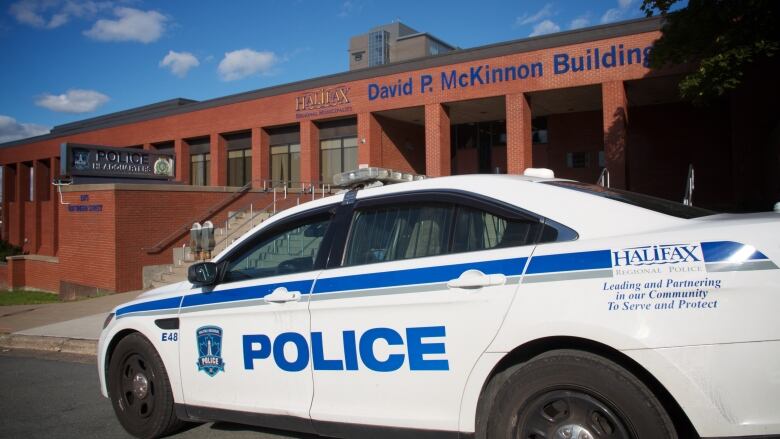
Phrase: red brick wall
[
  {"left": 57, "top": 190, "right": 117, "bottom": 292},
  {"left": 55, "top": 187, "right": 274, "bottom": 293},
  {"left": 544, "top": 110, "right": 604, "bottom": 183},
  {"left": 377, "top": 116, "right": 426, "bottom": 174},
  {"left": 5, "top": 258, "right": 60, "bottom": 292},
  {"left": 0, "top": 264, "right": 8, "bottom": 290}
]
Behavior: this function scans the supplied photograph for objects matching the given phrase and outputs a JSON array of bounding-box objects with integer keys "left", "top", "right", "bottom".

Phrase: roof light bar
[{"left": 333, "top": 167, "right": 426, "bottom": 188}]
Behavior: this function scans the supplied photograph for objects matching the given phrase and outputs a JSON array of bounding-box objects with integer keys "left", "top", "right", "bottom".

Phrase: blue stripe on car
[
  {"left": 701, "top": 241, "right": 768, "bottom": 263},
  {"left": 312, "top": 258, "right": 527, "bottom": 294},
  {"left": 115, "top": 241, "right": 774, "bottom": 317},
  {"left": 525, "top": 250, "right": 612, "bottom": 275},
  {"left": 116, "top": 296, "right": 183, "bottom": 317}
]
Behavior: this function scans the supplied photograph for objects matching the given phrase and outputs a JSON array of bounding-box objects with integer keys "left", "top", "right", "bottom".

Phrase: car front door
[
  {"left": 307, "top": 192, "right": 540, "bottom": 434},
  {"left": 177, "top": 207, "right": 335, "bottom": 430}
]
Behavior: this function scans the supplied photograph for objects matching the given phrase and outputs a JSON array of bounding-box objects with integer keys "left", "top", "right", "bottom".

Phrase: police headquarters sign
[{"left": 61, "top": 143, "right": 175, "bottom": 180}]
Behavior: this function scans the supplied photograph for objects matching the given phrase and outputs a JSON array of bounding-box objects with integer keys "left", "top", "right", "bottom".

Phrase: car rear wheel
[
  {"left": 108, "top": 333, "right": 184, "bottom": 439},
  {"left": 487, "top": 350, "right": 677, "bottom": 439}
]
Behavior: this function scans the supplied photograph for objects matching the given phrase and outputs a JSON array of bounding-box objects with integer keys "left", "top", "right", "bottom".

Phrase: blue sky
[{"left": 0, "top": 0, "right": 674, "bottom": 143}]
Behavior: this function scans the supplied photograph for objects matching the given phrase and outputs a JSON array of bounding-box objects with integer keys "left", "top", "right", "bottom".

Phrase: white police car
[{"left": 98, "top": 168, "right": 780, "bottom": 439}]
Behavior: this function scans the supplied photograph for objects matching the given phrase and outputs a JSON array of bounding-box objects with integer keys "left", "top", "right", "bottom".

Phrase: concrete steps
[{"left": 142, "top": 196, "right": 304, "bottom": 291}]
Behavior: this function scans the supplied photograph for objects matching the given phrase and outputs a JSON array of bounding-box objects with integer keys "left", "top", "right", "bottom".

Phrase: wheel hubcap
[
  {"left": 555, "top": 424, "right": 594, "bottom": 439},
  {"left": 118, "top": 353, "right": 156, "bottom": 418},
  {"left": 132, "top": 373, "right": 149, "bottom": 399},
  {"left": 516, "top": 390, "right": 631, "bottom": 439}
]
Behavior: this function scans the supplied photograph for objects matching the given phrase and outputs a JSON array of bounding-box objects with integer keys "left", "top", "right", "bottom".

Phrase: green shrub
[{"left": 0, "top": 240, "right": 23, "bottom": 262}]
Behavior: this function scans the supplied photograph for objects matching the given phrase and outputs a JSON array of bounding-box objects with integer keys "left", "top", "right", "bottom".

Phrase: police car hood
[{"left": 135, "top": 280, "right": 190, "bottom": 300}]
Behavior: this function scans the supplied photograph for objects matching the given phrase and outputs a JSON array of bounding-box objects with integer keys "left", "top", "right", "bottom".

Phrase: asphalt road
[{"left": 0, "top": 349, "right": 311, "bottom": 439}]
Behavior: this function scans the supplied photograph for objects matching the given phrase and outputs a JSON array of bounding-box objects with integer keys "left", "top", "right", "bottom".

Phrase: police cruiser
[{"left": 98, "top": 167, "right": 780, "bottom": 439}]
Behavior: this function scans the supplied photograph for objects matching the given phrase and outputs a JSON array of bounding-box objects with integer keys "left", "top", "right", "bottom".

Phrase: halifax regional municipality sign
[{"left": 61, "top": 143, "right": 175, "bottom": 180}]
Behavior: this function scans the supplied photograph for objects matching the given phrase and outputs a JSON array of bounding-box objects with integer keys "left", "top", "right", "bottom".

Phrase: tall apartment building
[{"left": 349, "top": 22, "right": 456, "bottom": 70}]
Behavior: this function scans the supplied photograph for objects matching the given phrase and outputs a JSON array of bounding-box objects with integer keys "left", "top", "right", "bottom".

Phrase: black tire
[
  {"left": 107, "top": 333, "right": 185, "bottom": 439},
  {"left": 487, "top": 349, "right": 677, "bottom": 439}
]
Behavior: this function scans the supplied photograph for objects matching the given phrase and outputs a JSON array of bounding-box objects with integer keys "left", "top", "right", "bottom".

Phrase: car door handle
[
  {"left": 263, "top": 286, "right": 302, "bottom": 303},
  {"left": 447, "top": 269, "right": 506, "bottom": 289}
]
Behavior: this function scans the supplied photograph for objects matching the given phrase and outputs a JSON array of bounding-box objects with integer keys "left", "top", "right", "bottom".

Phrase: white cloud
[
  {"left": 9, "top": 0, "right": 110, "bottom": 29},
  {"left": 516, "top": 3, "right": 553, "bottom": 26},
  {"left": 35, "top": 89, "right": 109, "bottom": 113},
  {"left": 0, "top": 115, "right": 49, "bottom": 143},
  {"left": 601, "top": 8, "right": 625, "bottom": 23},
  {"left": 218, "top": 49, "right": 277, "bottom": 81},
  {"left": 338, "top": 0, "right": 355, "bottom": 18},
  {"left": 84, "top": 6, "right": 166, "bottom": 43},
  {"left": 601, "top": 0, "right": 637, "bottom": 24},
  {"left": 159, "top": 50, "right": 199, "bottom": 77},
  {"left": 529, "top": 19, "right": 560, "bottom": 37},
  {"left": 570, "top": 15, "right": 590, "bottom": 29}
]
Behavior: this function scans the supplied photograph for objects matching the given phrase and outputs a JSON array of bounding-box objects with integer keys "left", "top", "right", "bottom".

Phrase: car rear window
[{"left": 543, "top": 181, "right": 715, "bottom": 219}]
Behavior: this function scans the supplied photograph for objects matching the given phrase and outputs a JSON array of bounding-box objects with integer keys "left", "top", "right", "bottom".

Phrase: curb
[{"left": 0, "top": 333, "right": 97, "bottom": 357}]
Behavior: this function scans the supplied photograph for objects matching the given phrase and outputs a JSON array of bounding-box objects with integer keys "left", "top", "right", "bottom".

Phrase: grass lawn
[{"left": 0, "top": 290, "right": 60, "bottom": 306}]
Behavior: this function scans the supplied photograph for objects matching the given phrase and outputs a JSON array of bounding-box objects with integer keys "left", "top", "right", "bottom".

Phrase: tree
[{"left": 642, "top": 0, "right": 780, "bottom": 104}]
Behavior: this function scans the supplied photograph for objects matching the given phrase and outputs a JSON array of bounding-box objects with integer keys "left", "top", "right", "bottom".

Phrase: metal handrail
[
  {"left": 213, "top": 194, "right": 301, "bottom": 252},
  {"left": 597, "top": 168, "right": 610, "bottom": 188},
  {"left": 144, "top": 178, "right": 335, "bottom": 254},
  {"left": 683, "top": 164, "right": 694, "bottom": 206},
  {"left": 144, "top": 179, "right": 257, "bottom": 254}
]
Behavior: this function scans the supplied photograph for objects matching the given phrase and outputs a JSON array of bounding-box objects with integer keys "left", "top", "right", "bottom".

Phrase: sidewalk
[{"left": 0, "top": 290, "right": 141, "bottom": 356}]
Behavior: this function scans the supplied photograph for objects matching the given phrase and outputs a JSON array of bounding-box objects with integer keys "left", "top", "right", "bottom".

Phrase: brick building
[{"left": 0, "top": 16, "right": 778, "bottom": 295}]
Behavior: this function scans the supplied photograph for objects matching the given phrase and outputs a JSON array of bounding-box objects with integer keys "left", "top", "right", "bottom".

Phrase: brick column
[
  {"left": 602, "top": 81, "right": 628, "bottom": 189},
  {"left": 1, "top": 164, "right": 12, "bottom": 241},
  {"left": 50, "top": 157, "right": 60, "bottom": 255},
  {"left": 506, "top": 93, "right": 533, "bottom": 175},
  {"left": 424, "top": 103, "right": 451, "bottom": 177},
  {"left": 210, "top": 133, "right": 227, "bottom": 186},
  {"left": 357, "top": 112, "right": 382, "bottom": 167},
  {"left": 16, "top": 162, "right": 28, "bottom": 248},
  {"left": 300, "top": 120, "right": 320, "bottom": 184},
  {"left": 251, "top": 127, "right": 270, "bottom": 188},
  {"left": 31, "top": 160, "right": 45, "bottom": 253},
  {"left": 174, "top": 138, "right": 190, "bottom": 184}
]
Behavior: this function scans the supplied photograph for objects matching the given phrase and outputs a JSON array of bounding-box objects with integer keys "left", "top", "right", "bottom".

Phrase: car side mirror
[{"left": 188, "top": 262, "right": 219, "bottom": 286}]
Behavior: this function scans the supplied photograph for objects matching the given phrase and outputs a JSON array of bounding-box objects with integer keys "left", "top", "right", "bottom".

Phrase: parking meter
[
  {"left": 201, "top": 221, "right": 216, "bottom": 260},
  {"left": 190, "top": 222, "right": 202, "bottom": 260}
]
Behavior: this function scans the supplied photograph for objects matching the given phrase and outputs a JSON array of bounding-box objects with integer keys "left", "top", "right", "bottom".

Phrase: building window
[
  {"left": 320, "top": 136, "right": 358, "bottom": 183},
  {"left": 368, "top": 30, "right": 390, "bottom": 67},
  {"left": 566, "top": 152, "right": 590, "bottom": 168},
  {"left": 270, "top": 143, "right": 300, "bottom": 187},
  {"left": 190, "top": 153, "right": 211, "bottom": 186},
  {"left": 27, "top": 164, "right": 34, "bottom": 202},
  {"left": 227, "top": 149, "right": 252, "bottom": 187},
  {"left": 532, "top": 117, "right": 548, "bottom": 144},
  {"left": 353, "top": 52, "right": 363, "bottom": 62}
]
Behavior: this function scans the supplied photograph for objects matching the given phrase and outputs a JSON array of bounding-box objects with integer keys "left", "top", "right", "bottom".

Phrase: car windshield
[{"left": 543, "top": 181, "right": 715, "bottom": 219}]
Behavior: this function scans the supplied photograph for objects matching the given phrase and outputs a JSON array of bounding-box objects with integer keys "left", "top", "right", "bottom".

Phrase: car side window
[
  {"left": 223, "top": 215, "right": 331, "bottom": 282},
  {"left": 452, "top": 206, "right": 541, "bottom": 252},
  {"left": 343, "top": 204, "right": 453, "bottom": 266}
]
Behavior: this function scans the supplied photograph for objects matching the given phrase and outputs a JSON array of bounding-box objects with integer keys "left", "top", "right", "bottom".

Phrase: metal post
[{"left": 683, "top": 164, "right": 694, "bottom": 206}]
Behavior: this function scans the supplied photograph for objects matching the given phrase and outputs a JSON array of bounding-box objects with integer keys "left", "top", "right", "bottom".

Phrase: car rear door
[{"left": 307, "top": 191, "right": 540, "bottom": 434}]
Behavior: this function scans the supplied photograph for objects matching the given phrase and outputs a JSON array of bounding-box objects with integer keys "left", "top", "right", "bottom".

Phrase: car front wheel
[
  {"left": 107, "top": 333, "right": 184, "bottom": 439},
  {"left": 487, "top": 349, "right": 677, "bottom": 439}
]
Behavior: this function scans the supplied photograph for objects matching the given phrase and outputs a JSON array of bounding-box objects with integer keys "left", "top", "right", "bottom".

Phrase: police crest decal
[{"left": 196, "top": 326, "right": 225, "bottom": 377}]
